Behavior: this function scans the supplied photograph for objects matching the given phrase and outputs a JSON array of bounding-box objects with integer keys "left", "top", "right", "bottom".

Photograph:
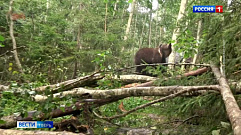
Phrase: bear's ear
[
  {"left": 158, "top": 44, "right": 163, "bottom": 49},
  {"left": 158, "top": 44, "right": 163, "bottom": 54}
]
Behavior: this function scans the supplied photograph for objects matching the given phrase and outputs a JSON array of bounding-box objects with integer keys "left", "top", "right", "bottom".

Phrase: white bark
[
  {"left": 9, "top": 0, "right": 23, "bottom": 73},
  {"left": 168, "top": 0, "right": 188, "bottom": 65},
  {"left": 191, "top": 19, "right": 202, "bottom": 69},
  {"left": 34, "top": 85, "right": 220, "bottom": 102},
  {"left": 211, "top": 63, "right": 241, "bottom": 135},
  {"left": 124, "top": 0, "right": 136, "bottom": 40}
]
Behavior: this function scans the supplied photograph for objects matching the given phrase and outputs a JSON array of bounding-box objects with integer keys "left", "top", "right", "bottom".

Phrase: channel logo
[
  {"left": 193, "top": 5, "right": 223, "bottom": 13},
  {"left": 17, "top": 121, "right": 53, "bottom": 128}
]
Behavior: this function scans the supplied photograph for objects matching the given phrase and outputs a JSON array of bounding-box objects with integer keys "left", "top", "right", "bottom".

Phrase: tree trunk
[
  {"left": 72, "top": 26, "right": 82, "bottom": 79},
  {"left": 148, "top": 8, "right": 152, "bottom": 47},
  {"left": 9, "top": 0, "right": 23, "bottom": 74},
  {"left": 191, "top": 19, "right": 202, "bottom": 69},
  {"left": 124, "top": 0, "right": 136, "bottom": 40},
  {"left": 139, "top": 14, "right": 147, "bottom": 48},
  {"left": 168, "top": 0, "right": 188, "bottom": 66},
  {"left": 155, "top": 8, "right": 159, "bottom": 46},
  {"left": 210, "top": 63, "right": 241, "bottom": 135},
  {"left": 35, "top": 85, "right": 219, "bottom": 102},
  {"left": 105, "top": 2, "right": 108, "bottom": 33},
  {"left": 114, "top": 0, "right": 119, "bottom": 11}
]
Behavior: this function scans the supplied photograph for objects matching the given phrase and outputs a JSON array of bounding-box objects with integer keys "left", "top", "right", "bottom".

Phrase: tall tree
[
  {"left": 191, "top": 19, "right": 202, "bottom": 69},
  {"left": 9, "top": 0, "right": 23, "bottom": 74},
  {"left": 148, "top": 1, "right": 152, "bottom": 47},
  {"left": 124, "top": 0, "right": 136, "bottom": 40},
  {"left": 168, "top": 0, "right": 188, "bottom": 65}
]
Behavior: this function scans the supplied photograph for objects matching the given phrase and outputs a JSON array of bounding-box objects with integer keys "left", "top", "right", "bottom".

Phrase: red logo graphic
[{"left": 216, "top": 6, "right": 223, "bottom": 13}]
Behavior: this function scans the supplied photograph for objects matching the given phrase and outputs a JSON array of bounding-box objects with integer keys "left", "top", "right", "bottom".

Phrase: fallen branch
[
  {"left": 210, "top": 63, "right": 241, "bottom": 135},
  {"left": 34, "top": 71, "right": 103, "bottom": 93},
  {"left": 93, "top": 86, "right": 219, "bottom": 120},
  {"left": 112, "top": 74, "right": 157, "bottom": 83},
  {"left": 174, "top": 115, "right": 200, "bottom": 128},
  {"left": 0, "top": 46, "right": 26, "bottom": 57}
]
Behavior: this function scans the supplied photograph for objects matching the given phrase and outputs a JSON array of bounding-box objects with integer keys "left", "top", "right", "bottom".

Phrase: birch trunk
[
  {"left": 105, "top": 2, "right": 108, "bottom": 33},
  {"left": 124, "top": 0, "right": 136, "bottom": 40},
  {"left": 168, "top": 0, "right": 188, "bottom": 66},
  {"left": 139, "top": 14, "right": 147, "bottom": 48},
  {"left": 9, "top": 0, "right": 23, "bottom": 74},
  {"left": 148, "top": 9, "right": 152, "bottom": 47},
  {"left": 191, "top": 19, "right": 202, "bottom": 69},
  {"left": 211, "top": 63, "right": 241, "bottom": 135}
]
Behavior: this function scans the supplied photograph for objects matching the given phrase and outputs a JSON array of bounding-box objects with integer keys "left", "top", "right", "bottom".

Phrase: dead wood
[
  {"left": 93, "top": 86, "right": 219, "bottom": 121},
  {"left": 34, "top": 85, "right": 220, "bottom": 102},
  {"left": 34, "top": 71, "right": 103, "bottom": 93},
  {"left": 54, "top": 116, "right": 93, "bottom": 134},
  {"left": 112, "top": 74, "right": 157, "bottom": 83},
  {"left": 210, "top": 63, "right": 241, "bottom": 135}
]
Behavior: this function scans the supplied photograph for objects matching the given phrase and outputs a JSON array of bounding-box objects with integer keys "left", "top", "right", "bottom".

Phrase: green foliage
[
  {"left": 175, "top": 30, "right": 198, "bottom": 59},
  {"left": 92, "top": 50, "right": 113, "bottom": 71},
  {"left": 0, "top": 87, "right": 37, "bottom": 118},
  {"left": 0, "top": 82, "right": 75, "bottom": 120},
  {"left": 0, "top": 35, "right": 5, "bottom": 47}
]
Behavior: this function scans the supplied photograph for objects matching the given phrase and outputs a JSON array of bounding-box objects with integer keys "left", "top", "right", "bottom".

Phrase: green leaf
[
  {"left": 128, "top": 0, "right": 133, "bottom": 3},
  {"left": 0, "top": 35, "right": 4, "bottom": 41},
  {"left": 12, "top": 71, "right": 19, "bottom": 75},
  {"left": 146, "top": 0, "right": 152, "bottom": 9},
  {"left": 60, "top": 107, "right": 65, "bottom": 112}
]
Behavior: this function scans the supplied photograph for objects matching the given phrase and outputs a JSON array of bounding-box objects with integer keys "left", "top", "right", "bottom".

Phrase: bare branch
[{"left": 92, "top": 85, "right": 220, "bottom": 121}]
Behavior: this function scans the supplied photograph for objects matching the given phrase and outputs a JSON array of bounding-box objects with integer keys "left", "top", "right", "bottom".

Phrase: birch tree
[
  {"left": 124, "top": 0, "right": 136, "bottom": 40},
  {"left": 191, "top": 19, "right": 202, "bottom": 69},
  {"left": 168, "top": 0, "right": 188, "bottom": 65},
  {"left": 9, "top": 0, "right": 23, "bottom": 74}
]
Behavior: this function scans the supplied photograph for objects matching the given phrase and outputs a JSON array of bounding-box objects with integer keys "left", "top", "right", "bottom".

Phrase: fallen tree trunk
[
  {"left": 112, "top": 74, "right": 157, "bottom": 83},
  {"left": 210, "top": 63, "right": 241, "bottom": 135},
  {"left": 0, "top": 129, "right": 83, "bottom": 135},
  {"left": 0, "top": 72, "right": 104, "bottom": 93},
  {"left": 35, "top": 71, "right": 103, "bottom": 93},
  {"left": 34, "top": 85, "right": 220, "bottom": 102}
]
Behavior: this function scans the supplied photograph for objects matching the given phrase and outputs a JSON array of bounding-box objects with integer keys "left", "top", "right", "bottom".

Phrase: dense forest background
[
  {"left": 0, "top": 0, "right": 241, "bottom": 134},
  {"left": 0, "top": 0, "right": 239, "bottom": 83}
]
